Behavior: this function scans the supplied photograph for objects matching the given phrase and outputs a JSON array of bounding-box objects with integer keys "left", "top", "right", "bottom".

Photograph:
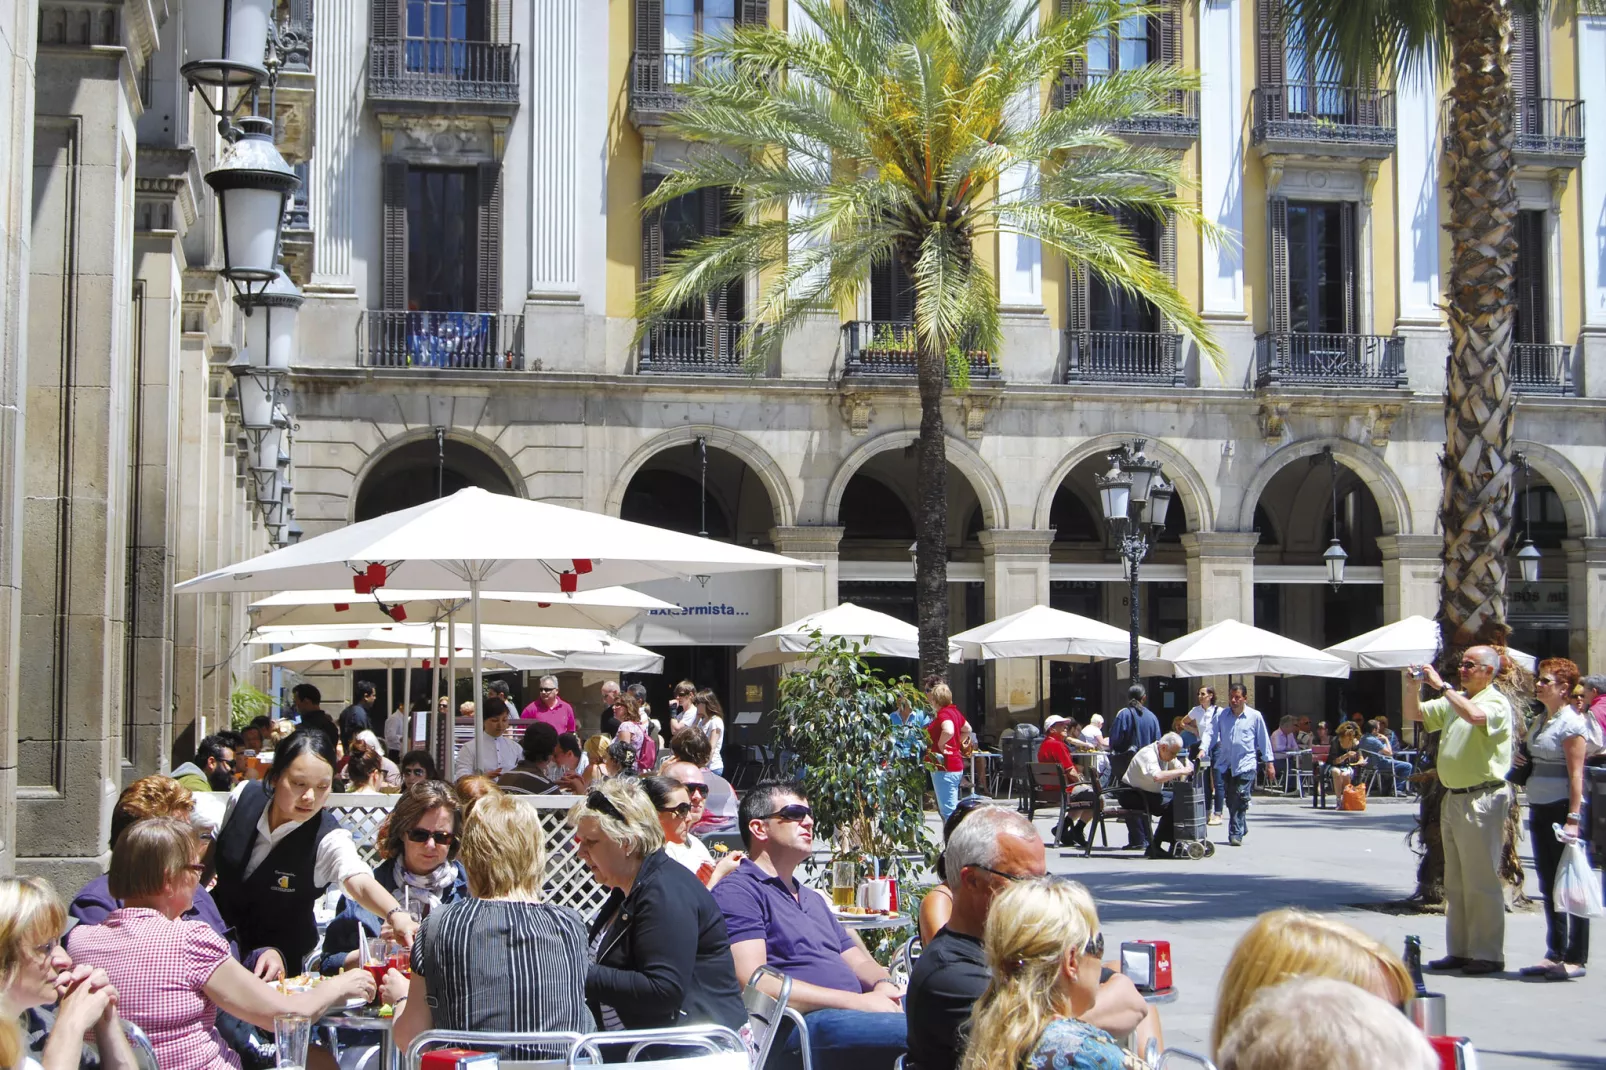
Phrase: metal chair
[
  {"left": 568, "top": 1025, "right": 748, "bottom": 1070},
  {"left": 1281, "top": 749, "right": 1315, "bottom": 798},
  {"left": 405, "top": 1029, "right": 584, "bottom": 1070},
  {"left": 888, "top": 933, "right": 923, "bottom": 986},
  {"left": 1154, "top": 1049, "right": 1218, "bottom": 1069},
  {"left": 120, "top": 1019, "right": 159, "bottom": 1070},
  {"left": 744, "top": 963, "right": 812, "bottom": 1070}
]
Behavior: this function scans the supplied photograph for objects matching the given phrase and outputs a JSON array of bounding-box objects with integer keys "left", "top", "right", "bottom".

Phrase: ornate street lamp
[
  {"left": 1319, "top": 447, "right": 1347, "bottom": 590},
  {"left": 181, "top": 0, "right": 277, "bottom": 88},
  {"left": 1096, "top": 440, "right": 1171, "bottom": 683},
  {"left": 205, "top": 116, "right": 300, "bottom": 294},
  {"left": 229, "top": 358, "right": 283, "bottom": 431},
  {"left": 1514, "top": 452, "right": 1540, "bottom": 585},
  {"left": 237, "top": 269, "right": 302, "bottom": 370}
]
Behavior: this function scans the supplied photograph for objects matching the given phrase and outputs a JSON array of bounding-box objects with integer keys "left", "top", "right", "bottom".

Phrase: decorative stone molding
[
  {"left": 1181, "top": 531, "right": 1261, "bottom": 558},
  {"left": 181, "top": 271, "right": 223, "bottom": 336},
  {"left": 1363, "top": 403, "right": 1403, "bottom": 447},
  {"left": 135, "top": 146, "right": 200, "bottom": 235},
  {"left": 272, "top": 69, "right": 316, "bottom": 165},
  {"left": 1263, "top": 157, "right": 1381, "bottom": 206},
  {"left": 977, "top": 529, "right": 1056, "bottom": 558},
  {"left": 769, "top": 526, "right": 846, "bottom": 556},
  {"left": 839, "top": 392, "right": 873, "bottom": 436},
  {"left": 1375, "top": 535, "right": 1443, "bottom": 562},
  {"left": 39, "top": 0, "right": 159, "bottom": 69},
  {"left": 377, "top": 112, "right": 509, "bottom": 164},
  {"left": 1257, "top": 401, "right": 1290, "bottom": 444},
  {"left": 958, "top": 394, "right": 998, "bottom": 440}
]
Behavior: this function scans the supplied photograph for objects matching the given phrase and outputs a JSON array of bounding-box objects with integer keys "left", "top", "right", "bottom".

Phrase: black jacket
[{"left": 586, "top": 849, "right": 747, "bottom": 1031}]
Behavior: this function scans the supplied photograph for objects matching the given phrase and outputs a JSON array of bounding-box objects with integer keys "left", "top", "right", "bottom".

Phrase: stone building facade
[{"left": 2, "top": 0, "right": 1606, "bottom": 879}]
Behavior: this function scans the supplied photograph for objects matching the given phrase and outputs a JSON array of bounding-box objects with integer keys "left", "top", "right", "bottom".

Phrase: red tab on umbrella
[
  {"left": 353, "top": 575, "right": 372, "bottom": 595},
  {"left": 537, "top": 602, "right": 550, "bottom": 609},
  {"left": 559, "top": 572, "right": 578, "bottom": 593},
  {"left": 347, "top": 640, "right": 360, "bottom": 649},
  {"left": 334, "top": 603, "right": 350, "bottom": 612},
  {"left": 572, "top": 559, "right": 593, "bottom": 575},
  {"left": 389, "top": 605, "right": 407, "bottom": 622},
  {"left": 330, "top": 660, "right": 341, "bottom": 670},
  {"left": 366, "top": 562, "right": 388, "bottom": 587},
  {"left": 421, "top": 659, "right": 431, "bottom": 670},
  {"left": 343, "top": 658, "right": 353, "bottom": 666}
]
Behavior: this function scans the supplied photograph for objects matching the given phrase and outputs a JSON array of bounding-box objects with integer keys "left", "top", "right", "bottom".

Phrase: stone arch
[
  {"left": 1033, "top": 434, "right": 1214, "bottom": 533},
  {"left": 604, "top": 426, "right": 797, "bottom": 528},
  {"left": 349, "top": 429, "right": 524, "bottom": 523},
  {"left": 1514, "top": 438, "right": 1598, "bottom": 538},
  {"left": 1235, "top": 438, "right": 1412, "bottom": 535},
  {"left": 823, "top": 431, "right": 1009, "bottom": 530}
]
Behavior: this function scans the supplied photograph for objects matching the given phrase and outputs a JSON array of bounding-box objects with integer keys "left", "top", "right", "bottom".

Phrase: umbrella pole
[
  {"left": 1039, "top": 655, "right": 1046, "bottom": 726},
  {"left": 471, "top": 574, "right": 484, "bottom": 772},
  {"left": 431, "top": 621, "right": 444, "bottom": 774}
]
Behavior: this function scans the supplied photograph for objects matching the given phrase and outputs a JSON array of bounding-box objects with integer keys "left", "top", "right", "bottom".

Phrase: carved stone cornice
[
  {"left": 135, "top": 145, "right": 201, "bottom": 235},
  {"left": 839, "top": 392, "right": 873, "bottom": 436},
  {"left": 38, "top": 0, "right": 160, "bottom": 72},
  {"left": 182, "top": 269, "right": 224, "bottom": 336},
  {"left": 1258, "top": 401, "right": 1290, "bottom": 444},
  {"left": 1362, "top": 402, "right": 1403, "bottom": 447},
  {"left": 376, "top": 112, "right": 510, "bottom": 164},
  {"left": 271, "top": 68, "right": 316, "bottom": 165}
]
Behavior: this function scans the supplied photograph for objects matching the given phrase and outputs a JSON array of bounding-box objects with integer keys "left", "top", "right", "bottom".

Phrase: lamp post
[
  {"left": 1514, "top": 451, "right": 1540, "bottom": 584},
  {"left": 1320, "top": 447, "right": 1347, "bottom": 590},
  {"left": 1095, "top": 440, "right": 1173, "bottom": 683}
]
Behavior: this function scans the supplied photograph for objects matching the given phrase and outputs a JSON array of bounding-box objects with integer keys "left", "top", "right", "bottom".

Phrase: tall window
[
  {"left": 1089, "top": 212, "right": 1160, "bottom": 333},
  {"left": 404, "top": 0, "right": 488, "bottom": 76},
  {"left": 1086, "top": 6, "right": 1156, "bottom": 80},
  {"left": 870, "top": 255, "right": 914, "bottom": 323},
  {"left": 1285, "top": 201, "right": 1352, "bottom": 335},
  {"left": 647, "top": 185, "right": 743, "bottom": 322},
  {"left": 1514, "top": 210, "right": 1548, "bottom": 346},
  {"left": 665, "top": 0, "right": 734, "bottom": 51},
  {"left": 407, "top": 168, "right": 479, "bottom": 311},
  {"left": 1283, "top": 18, "right": 1342, "bottom": 118}
]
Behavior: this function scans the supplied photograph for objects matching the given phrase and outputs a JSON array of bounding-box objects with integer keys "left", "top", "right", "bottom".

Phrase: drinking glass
[
  {"left": 274, "top": 1014, "right": 310, "bottom": 1070},
  {"left": 830, "top": 860, "right": 856, "bottom": 908}
]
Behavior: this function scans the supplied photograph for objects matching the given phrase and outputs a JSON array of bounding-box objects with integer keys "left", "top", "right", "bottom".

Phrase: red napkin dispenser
[
  {"left": 1119, "top": 940, "right": 1172, "bottom": 991},
  {"left": 420, "top": 1051, "right": 499, "bottom": 1070}
]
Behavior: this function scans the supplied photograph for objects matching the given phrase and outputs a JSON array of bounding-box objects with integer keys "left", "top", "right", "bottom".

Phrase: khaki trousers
[{"left": 1440, "top": 783, "right": 1511, "bottom": 963}]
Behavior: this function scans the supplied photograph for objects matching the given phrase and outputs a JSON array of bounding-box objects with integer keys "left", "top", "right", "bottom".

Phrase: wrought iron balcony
[
  {"left": 1254, "top": 332, "right": 1406, "bottom": 388},
  {"left": 1443, "top": 97, "right": 1584, "bottom": 164},
  {"left": 369, "top": 38, "right": 520, "bottom": 104},
  {"left": 1065, "top": 330, "right": 1182, "bottom": 385},
  {"left": 841, "top": 321, "right": 998, "bottom": 379},
  {"left": 638, "top": 320, "right": 752, "bottom": 374},
  {"left": 630, "top": 50, "right": 701, "bottom": 119},
  {"left": 1053, "top": 77, "right": 1200, "bottom": 142},
  {"left": 1511, "top": 342, "right": 1574, "bottom": 395},
  {"left": 360, "top": 311, "right": 527, "bottom": 371},
  {"left": 1252, "top": 83, "right": 1396, "bottom": 154}
]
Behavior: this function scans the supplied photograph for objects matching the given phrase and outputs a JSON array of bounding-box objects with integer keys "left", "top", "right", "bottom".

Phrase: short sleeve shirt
[
  {"left": 220, "top": 783, "right": 369, "bottom": 889},
  {"left": 710, "top": 859, "right": 860, "bottom": 992},
  {"left": 1419, "top": 685, "right": 1513, "bottom": 789},
  {"left": 1122, "top": 742, "right": 1180, "bottom": 794},
  {"left": 1026, "top": 1017, "right": 1147, "bottom": 1070},
  {"left": 905, "top": 929, "right": 989, "bottom": 1070},
  {"left": 928, "top": 706, "right": 967, "bottom": 772}
]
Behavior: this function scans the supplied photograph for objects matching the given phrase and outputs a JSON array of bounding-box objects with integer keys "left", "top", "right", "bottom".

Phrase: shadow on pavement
[
  {"left": 1244, "top": 810, "right": 1421, "bottom": 834},
  {"left": 1064, "top": 869, "right": 1406, "bottom": 923}
]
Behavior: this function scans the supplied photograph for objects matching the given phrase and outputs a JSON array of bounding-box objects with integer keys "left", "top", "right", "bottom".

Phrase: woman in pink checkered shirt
[{"left": 68, "top": 818, "right": 374, "bottom": 1070}]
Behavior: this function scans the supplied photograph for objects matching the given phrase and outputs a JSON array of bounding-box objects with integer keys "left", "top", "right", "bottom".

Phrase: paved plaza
[{"left": 1007, "top": 797, "right": 1603, "bottom": 1068}]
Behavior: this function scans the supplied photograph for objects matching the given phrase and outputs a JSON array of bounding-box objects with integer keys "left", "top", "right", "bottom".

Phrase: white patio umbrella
[
  {"left": 737, "top": 602, "right": 962, "bottom": 669},
  {"left": 247, "top": 622, "right": 565, "bottom": 654},
  {"left": 952, "top": 604, "right": 1161, "bottom": 662},
  {"left": 248, "top": 585, "right": 674, "bottom": 630},
  {"left": 496, "top": 630, "right": 664, "bottom": 674},
  {"left": 1130, "top": 619, "right": 1351, "bottom": 679},
  {"left": 1324, "top": 615, "right": 1536, "bottom": 672},
  {"left": 254, "top": 643, "right": 516, "bottom": 673},
  {"left": 176, "top": 486, "right": 815, "bottom": 768}
]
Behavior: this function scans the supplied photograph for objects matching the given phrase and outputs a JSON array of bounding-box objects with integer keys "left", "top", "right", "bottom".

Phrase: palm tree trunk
[
  {"left": 1415, "top": 0, "right": 1522, "bottom": 906},
  {"left": 914, "top": 337, "right": 951, "bottom": 687}
]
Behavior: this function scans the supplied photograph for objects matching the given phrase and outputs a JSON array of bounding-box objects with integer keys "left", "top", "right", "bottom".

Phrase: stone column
[
  {"left": 1198, "top": 0, "right": 1255, "bottom": 385},
  {"left": 1182, "top": 532, "right": 1258, "bottom": 700},
  {"left": 1564, "top": 538, "right": 1606, "bottom": 673},
  {"left": 0, "top": 0, "right": 40, "bottom": 874},
  {"left": 21, "top": 0, "right": 156, "bottom": 889},
  {"left": 1378, "top": 535, "right": 1443, "bottom": 723},
  {"left": 309, "top": 0, "right": 363, "bottom": 296},
  {"left": 978, "top": 529, "right": 1054, "bottom": 730},
  {"left": 769, "top": 527, "right": 843, "bottom": 623},
  {"left": 1577, "top": 14, "right": 1606, "bottom": 396}
]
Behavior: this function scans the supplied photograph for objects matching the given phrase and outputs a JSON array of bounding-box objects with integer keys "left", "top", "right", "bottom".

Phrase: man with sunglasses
[
  {"left": 711, "top": 781, "right": 907, "bottom": 1070},
  {"left": 1408, "top": 646, "right": 1514, "bottom": 976},
  {"left": 172, "top": 734, "right": 237, "bottom": 793},
  {"left": 521, "top": 675, "right": 577, "bottom": 735}
]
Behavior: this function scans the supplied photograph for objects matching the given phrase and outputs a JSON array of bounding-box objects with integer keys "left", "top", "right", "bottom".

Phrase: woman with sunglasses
[
  {"left": 960, "top": 877, "right": 1144, "bottom": 1070},
  {"left": 208, "top": 730, "right": 419, "bottom": 983},
  {"left": 641, "top": 776, "right": 744, "bottom": 888},
  {"left": 399, "top": 750, "right": 439, "bottom": 791},
  {"left": 568, "top": 780, "right": 748, "bottom": 1033},
  {"left": 1520, "top": 658, "right": 1590, "bottom": 980}
]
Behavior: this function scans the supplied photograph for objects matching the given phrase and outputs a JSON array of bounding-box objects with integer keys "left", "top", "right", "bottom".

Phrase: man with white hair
[
  {"left": 600, "top": 679, "right": 621, "bottom": 720},
  {"left": 1409, "top": 645, "right": 1514, "bottom": 975},
  {"left": 1120, "top": 732, "right": 1195, "bottom": 859},
  {"left": 904, "top": 805, "right": 1157, "bottom": 1070},
  {"left": 521, "top": 674, "right": 577, "bottom": 734},
  {"left": 1217, "top": 977, "right": 1438, "bottom": 1070}
]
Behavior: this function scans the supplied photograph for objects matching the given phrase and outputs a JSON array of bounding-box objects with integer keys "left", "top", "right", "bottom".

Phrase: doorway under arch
[{"left": 353, "top": 437, "right": 519, "bottom": 522}]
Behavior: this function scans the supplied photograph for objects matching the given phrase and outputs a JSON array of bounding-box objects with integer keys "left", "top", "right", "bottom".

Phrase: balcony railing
[
  {"left": 1443, "top": 97, "right": 1585, "bottom": 160},
  {"left": 1254, "top": 332, "right": 1406, "bottom": 388},
  {"left": 369, "top": 38, "right": 520, "bottom": 103},
  {"left": 1511, "top": 342, "right": 1574, "bottom": 395},
  {"left": 360, "top": 311, "right": 526, "bottom": 371},
  {"left": 1065, "top": 330, "right": 1182, "bottom": 385},
  {"left": 630, "top": 50, "right": 707, "bottom": 115},
  {"left": 638, "top": 320, "right": 752, "bottom": 374},
  {"left": 1252, "top": 83, "right": 1396, "bottom": 148},
  {"left": 1054, "top": 77, "right": 1200, "bottom": 140},
  {"left": 841, "top": 321, "right": 998, "bottom": 379}
]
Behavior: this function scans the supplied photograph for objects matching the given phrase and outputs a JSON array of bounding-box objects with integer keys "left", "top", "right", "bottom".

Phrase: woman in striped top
[
  {"left": 1520, "top": 658, "right": 1590, "bottom": 981},
  {"left": 392, "top": 793, "right": 593, "bottom": 1058}
]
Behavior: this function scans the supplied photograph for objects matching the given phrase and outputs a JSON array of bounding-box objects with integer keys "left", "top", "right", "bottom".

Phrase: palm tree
[
  {"left": 1281, "top": 0, "right": 1545, "bottom": 904},
  {"left": 639, "top": 0, "right": 1222, "bottom": 685}
]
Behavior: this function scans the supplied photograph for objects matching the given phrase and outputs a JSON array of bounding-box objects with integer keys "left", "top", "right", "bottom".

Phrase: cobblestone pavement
[{"left": 1000, "top": 797, "right": 1603, "bottom": 1068}]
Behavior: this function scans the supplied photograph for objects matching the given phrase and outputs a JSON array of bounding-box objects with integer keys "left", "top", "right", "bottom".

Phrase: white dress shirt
[
  {"left": 221, "top": 783, "right": 369, "bottom": 888},
  {"left": 453, "top": 729, "right": 522, "bottom": 778}
]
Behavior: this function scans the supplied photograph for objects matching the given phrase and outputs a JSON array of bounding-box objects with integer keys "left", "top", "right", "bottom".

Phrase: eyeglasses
[
  {"left": 964, "top": 863, "right": 1029, "bottom": 883},
  {"left": 185, "top": 863, "right": 207, "bottom": 874},
  {"left": 1537, "top": 676, "right": 1557, "bottom": 686},
  {"left": 682, "top": 782, "right": 709, "bottom": 798},
  {"left": 538, "top": 686, "right": 557, "bottom": 693},
  {"left": 33, "top": 938, "right": 59, "bottom": 958},
  {"left": 406, "top": 829, "right": 455, "bottom": 847},
  {"left": 1084, "top": 932, "right": 1105, "bottom": 960},
  {"left": 658, "top": 802, "right": 694, "bottom": 818},
  {"left": 404, "top": 767, "right": 428, "bottom": 778},
  {"left": 761, "top": 804, "right": 812, "bottom": 823},
  {"left": 1458, "top": 659, "right": 1486, "bottom": 670}
]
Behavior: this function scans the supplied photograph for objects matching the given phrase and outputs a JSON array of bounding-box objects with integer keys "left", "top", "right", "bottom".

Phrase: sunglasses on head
[
  {"left": 1084, "top": 931, "right": 1105, "bottom": 960},
  {"left": 587, "top": 790, "right": 625, "bottom": 821},
  {"left": 681, "top": 782, "right": 709, "bottom": 798},
  {"left": 658, "top": 802, "right": 694, "bottom": 818},
  {"left": 762, "top": 804, "right": 812, "bottom": 823},
  {"left": 406, "top": 828, "right": 455, "bottom": 846}
]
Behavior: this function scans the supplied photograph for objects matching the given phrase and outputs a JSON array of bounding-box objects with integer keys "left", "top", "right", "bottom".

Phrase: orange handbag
[{"left": 1339, "top": 783, "right": 1369, "bottom": 811}]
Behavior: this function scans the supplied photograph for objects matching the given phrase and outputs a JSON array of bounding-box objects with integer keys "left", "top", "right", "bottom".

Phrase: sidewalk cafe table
[
  {"left": 320, "top": 1006, "right": 397, "bottom": 1070},
  {"left": 831, "top": 911, "right": 914, "bottom": 932},
  {"left": 970, "top": 751, "right": 1002, "bottom": 795}
]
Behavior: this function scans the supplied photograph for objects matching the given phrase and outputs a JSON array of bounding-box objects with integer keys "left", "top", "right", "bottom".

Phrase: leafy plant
[
  {"left": 770, "top": 631, "right": 934, "bottom": 873},
  {"left": 229, "top": 678, "right": 274, "bottom": 730}
]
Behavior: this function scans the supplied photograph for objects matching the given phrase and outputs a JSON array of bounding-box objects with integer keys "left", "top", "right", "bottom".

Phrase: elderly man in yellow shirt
[{"left": 1408, "top": 645, "right": 1514, "bottom": 976}]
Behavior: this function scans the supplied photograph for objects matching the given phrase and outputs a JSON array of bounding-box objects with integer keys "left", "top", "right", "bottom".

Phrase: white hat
[{"left": 1043, "top": 715, "right": 1068, "bottom": 732}]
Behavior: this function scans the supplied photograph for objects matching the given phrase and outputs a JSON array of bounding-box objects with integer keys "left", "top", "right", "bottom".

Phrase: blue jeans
[
  {"left": 931, "top": 769, "right": 963, "bottom": 820},
  {"left": 1224, "top": 771, "right": 1255, "bottom": 840},
  {"left": 1204, "top": 764, "right": 1226, "bottom": 815},
  {"left": 775, "top": 1008, "right": 907, "bottom": 1070}
]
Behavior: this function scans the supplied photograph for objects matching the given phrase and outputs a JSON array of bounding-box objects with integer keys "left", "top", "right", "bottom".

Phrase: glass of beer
[{"left": 831, "top": 860, "right": 856, "bottom": 909}]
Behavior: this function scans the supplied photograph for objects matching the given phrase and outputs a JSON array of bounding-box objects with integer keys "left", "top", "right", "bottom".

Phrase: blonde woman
[
  {"left": 960, "top": 878, "right": 1149, "bottom": 1070},
  {"left": 1325, "top": 721, "right": 1368, "bottom": 799},
  {"left": 1217, "top": 978, "right": 1436, "bottom": 1070},
  {"left": 0, "top": 877, "right": 136, "bottom": 1070},
  {"left": 583, "top": 734, "right": 613, "bottom": 785},
  {"left": 926, "top": 680, "right": 969, "bottom": 820},
  {"left": 392, "top": 792, "right": 592, "bottom": 1058},
  {"left": 1211, "top": 909, "right": 1413, "bottom": 1053}
]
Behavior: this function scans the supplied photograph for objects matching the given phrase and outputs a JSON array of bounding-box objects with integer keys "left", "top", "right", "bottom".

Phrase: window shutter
[
  {"left": 1268, "top": 196, "right": 1290, "bottom": 335},
  {"left": 476, "top": 162, "right": 503, "bottom": 314},
  {"left": 1511, "top": 10, "right": 1539, "bottom": 134},
  {"left": 739, "top": 0, "right": 768, "bottom": 26},
  {"left": 1256, "top": 0, "right": 1285, "bottom": 119},
  {"left": 1515, "top": 210, "right": 1546, "bottom": 344},
  {"left": 636, "top": 0, "right": 664, "bottom": 95},
  {"left": 641, "top": 173, "right": 666, "bottom": 286},
  {"left": 1158, "top": 1, "right": 1181, "bottom": 69},
  {"left": 372, "top": 0, "right": 399, "bottom": 40},
  {"left": 382, "top": 161, "right": 408, "bottom": 311},
  {"left": 1339, "top": 200, "right": 1357, "bottom": 335},
  {"left": 1157, "top": 208, "right": 1177, "bottom": 332},
  {"left": 703, "top": 186, "right": 729, "bottom": 322}
]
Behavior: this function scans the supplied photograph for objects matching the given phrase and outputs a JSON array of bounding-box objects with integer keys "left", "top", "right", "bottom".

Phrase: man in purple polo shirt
[
  {"left": 711, "top": 780, "right": 906, "bottom": 1070},
  {"left": 521, "top": 674, "right": 577, "bottom": 734}
]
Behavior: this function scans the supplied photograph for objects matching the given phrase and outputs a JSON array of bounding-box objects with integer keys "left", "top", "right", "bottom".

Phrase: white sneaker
[{"left": 1207, "top": 814, "right": 1223, "bottom": 827}]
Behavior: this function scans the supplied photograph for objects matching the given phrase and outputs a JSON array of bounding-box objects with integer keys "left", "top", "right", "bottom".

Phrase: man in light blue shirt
[{"left": 1206, "top": 682, "right": 1276, "bottom": 846}]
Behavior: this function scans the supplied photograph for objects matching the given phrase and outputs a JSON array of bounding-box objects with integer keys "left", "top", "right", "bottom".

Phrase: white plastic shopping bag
[{"left": 1552, "top": 826, "right": 1604, "bottom": 919}]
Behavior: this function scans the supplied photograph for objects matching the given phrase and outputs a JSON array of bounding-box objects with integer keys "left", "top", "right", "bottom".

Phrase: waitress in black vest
[{"left": 209, "top": 729, "right": 420, "bottom": 979}]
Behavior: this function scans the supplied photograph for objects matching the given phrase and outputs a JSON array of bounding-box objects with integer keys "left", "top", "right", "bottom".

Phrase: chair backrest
[
  {"left": 1029, "top": 762, "right": 1067, "bottom": 794},
  {"left": 568, "top": 1025, "right": 748, "bottom": 1070},
  {"left": 405, "top": 1028, "right": 584, "bottom": 1070},
  {"left": 1295, "top": 749, "right": 1314, "bottom": 772},
  {"left": 701, "top": 831, "right": 746, "bottom": 855},
  {"left": 743, "top": 963, "right": 793, "bottom": 1070},
  {"left": 1311, "top": 745, "right": 1330, "bottom": 763},
  {"left": 1154, "top": 1048, "right": 1218, "bottom": 1070},
  {"left": 120, "top": 1019, "right": 159, "bottom": 1070}
]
